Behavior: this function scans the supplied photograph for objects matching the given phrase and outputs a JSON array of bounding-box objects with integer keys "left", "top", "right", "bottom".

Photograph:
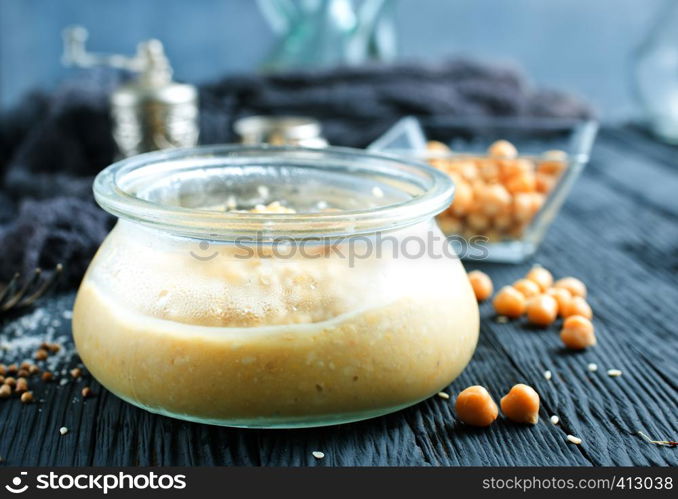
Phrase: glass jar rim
[{"left": 93, "top": 144, "right": 455, "bottom": 240}]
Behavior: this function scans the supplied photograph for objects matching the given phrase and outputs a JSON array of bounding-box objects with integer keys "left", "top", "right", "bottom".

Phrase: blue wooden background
[{"left": 0, "top": 0, "right": 668, "bottom": 121}]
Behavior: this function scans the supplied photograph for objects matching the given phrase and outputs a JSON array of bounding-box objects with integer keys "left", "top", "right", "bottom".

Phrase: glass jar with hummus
[{"left": 73, "top": 146, "right": 479, "bottom": 428}]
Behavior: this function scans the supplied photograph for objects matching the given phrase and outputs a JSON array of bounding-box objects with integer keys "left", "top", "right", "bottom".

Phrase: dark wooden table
[{"left": 1, "top": 127, "right": 676, "bottom": 466}]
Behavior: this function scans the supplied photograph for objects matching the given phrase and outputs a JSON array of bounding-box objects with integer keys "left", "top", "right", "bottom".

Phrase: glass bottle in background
[
  {"left": 633, "top": 0, "right": 678, "bottom": 143},
  {"left": 257, "top": 0, "right": 397, "bottom": 71}
]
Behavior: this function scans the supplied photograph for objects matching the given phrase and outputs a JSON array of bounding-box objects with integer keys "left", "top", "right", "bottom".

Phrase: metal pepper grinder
[{"left": 62, "top": 26, "right": 199, "bottom": 157}]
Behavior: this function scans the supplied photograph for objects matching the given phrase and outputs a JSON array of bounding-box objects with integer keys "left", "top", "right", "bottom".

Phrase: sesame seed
[
  {"left": 371, "top": 186, "right": 384, "bottom": 198},
  {"left": 437, "top": 392, "right": 450, "bottom": 400},
  {"left": 544, "top": 370, "right": 552, "bottom": 381},
  {"left": 550, "top": 415, "right": 560, "bottom": 425},
  {"left": 59, "top": 427, "right": 68, "bottom": 435},
  {"left": 587, "top": 363, "right": 598, "bottom": 372},
  {"left": 496, "top": 316, "right": 509, "bottom": 324},
  {"left": 566, "top": 435, "right": 582, "bottom": 445},
  {"left": 607, "top": 369, "right": 623, "bottom": 377},
  {"left": 312, "top": 451, "right": 325, "bottom": 459}
]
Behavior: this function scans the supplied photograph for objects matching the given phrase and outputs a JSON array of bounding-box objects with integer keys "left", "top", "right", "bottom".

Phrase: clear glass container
[
  {"left": 72, "top": 145, "right": 479, "bottom": 428},
  {"left": 370, "top": 117, "right": 598, "bottom": 262}
]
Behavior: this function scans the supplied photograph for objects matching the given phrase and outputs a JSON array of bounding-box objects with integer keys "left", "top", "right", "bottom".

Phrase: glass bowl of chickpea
[{"left": 369, "top": 117, "right": 598, "bottom": 262}]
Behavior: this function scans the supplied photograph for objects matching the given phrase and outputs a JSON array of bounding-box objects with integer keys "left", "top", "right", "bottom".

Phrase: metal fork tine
[
  {"left": 0, "top": 272, "right": 21, "bottom": 308},
  {"left": 19, "top": 264, "right": 63, "bottom": 307},
  {"left": 1, "top": 268, "right": 43, "bottom": 311}
]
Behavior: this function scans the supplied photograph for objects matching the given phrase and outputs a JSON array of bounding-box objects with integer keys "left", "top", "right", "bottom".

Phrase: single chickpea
[
  {"left": 427, "top": 140, "right": 450, "bottom": 153},
  {"left": 468, "top": 270, "right": 494, "bottom": 302},
  {"left": 554, "top": 277, "right": 587, "bottom": 298},
  {"left": 478, "top": 160, "right": 500, "bottom": 182},
  {"left": 536, "top": 172, "right": 557, "bottom": 194},
  {"left": 560, "top": 315, "right": 596, "bottom": 350},
  {"left": 504, "top": 172, "right": 536, "bottom": 194},
  {"left": 452, "top": 161, "right": 478, "bottom": 182},
  {"left": 530, "top": 193, "right": 545, "bottom": 215},
  {"left": 526, "top": 294, "right": 558, "bottom": 327},
  {"left": 508, "top": 220, "right": 529, "bottom": 239},
  {"left": 513, "top": 193, "right": 534, "bottom": 222},
  {"left": 493, "top": 286, "right": 527, "bottom": 318},
  {"left": 455, "top": 386, "right": 499, "bottom": 427},
  {"left": 500, "top": 384, "right": 540, "bottom": 424},
  {"left": 488, "top": 140, "right": 518, "bottom": 159},
  {"left": 537, "top": 152, "right": 568, "bottom": 175},
  {"left": 543, "top": 149, "right": 568, "bottom": 161},
  {"left": 481, "top": 183, "right": 512, "bottom": 216},
  {"left": 513, "top": 279, "right": 541, "bottom": 299},
  {"left": 500, "top": 158, "right": 531, "bottom": 179},
  {"left": 492, "top": 213, "right": 513, "bottom": 232},
  {"left": 525, "top": 266, "right": 553, "bottom": 291},
  {"left": 565, "top": 296, "right": 593, "bottom": 319},
  {"left": 467, "top": 212, "right": 491, "bottom": 232},
  {"left": 483, "top": 229, "right": 501, "bottom": 242},
  {"left": 451, "top": 180, "right": 474, "bottom": 215},
  {"left": 546, "top": 287, "right": 573, "bottom": 317}
]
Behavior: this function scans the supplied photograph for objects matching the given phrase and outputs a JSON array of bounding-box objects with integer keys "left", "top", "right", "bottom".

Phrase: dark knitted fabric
[{"left": 0, "top": 59, "right": 593, "bottom": 288}]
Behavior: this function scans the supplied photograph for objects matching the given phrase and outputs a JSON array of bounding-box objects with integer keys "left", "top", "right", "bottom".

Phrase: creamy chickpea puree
[{"left": 73, "top": 204, "right": 479, "bottom": 426}]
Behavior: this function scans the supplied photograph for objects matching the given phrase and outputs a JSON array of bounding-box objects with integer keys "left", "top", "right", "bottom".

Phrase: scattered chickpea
[
  {"left": 81, "top": 387, "right": 93, "bottom": 399},
  {"left": 0, "top": 364, "right": 6, "bottom": 376},
  {"left": 565, "top": 296, "right": 593, "bottom": 319},
  {"left": 20, "top": 361, "right": 31, "bottom": 370},
  {"left": 7, "top": 364, "right": 17, "bottom": 375},
  {"left": 28, "top": 364, "right": 39, "bottom": 376},
  {"left": 560, "top": 315, "right": 596, "bottom": 350},
  {"left": 16, "top": 368, "right": 29, "bottom": 378},
  {"left": 493, "top": 286, "right": 527, "bottom": 318},
  {"left": 34, "top": 349, "right": 48, "bottom": 361},
  {"left": 20, "top": 391, "right": 33, "bottom": 404},
  {"left": 455, "top": 386, "right": 499, "bottom": 427},
  {"left": 513, "top": 278, "right": 541, "bottom": 299},
  {"left": 554, "top": 277, "right": 587, "bottom": 298},
  {"left": 488, "top": 140, "right": 518, "bottom": 159},
  {"left": 468, "top": 270, "right": 494, "bottom": 302},
  {"left": 500, "top": 384, "right": 540, "bottom": 425},
  {"left": 3, "top": 376, "right": 16, "bottom": 387},
  {"left": 41, "top": 371, "right": 54, "bottom": 382},
  {"left": 0, "top": 376, "right": 3, "bottom": 384},
  {"left": 526, "top": 294, "right": 558, "bottom": 327},
  {"left": 525, "top": 266, "right": 553, "bottom": 291},
  {"left": 70, "top": 368, "right": 82, "bottom": 379},
  {"left": 546, "top": 287, "right": 573, "bottom": 317},
  {"left": 0, "top": 384, "right": 11, "bottom": 399}
]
